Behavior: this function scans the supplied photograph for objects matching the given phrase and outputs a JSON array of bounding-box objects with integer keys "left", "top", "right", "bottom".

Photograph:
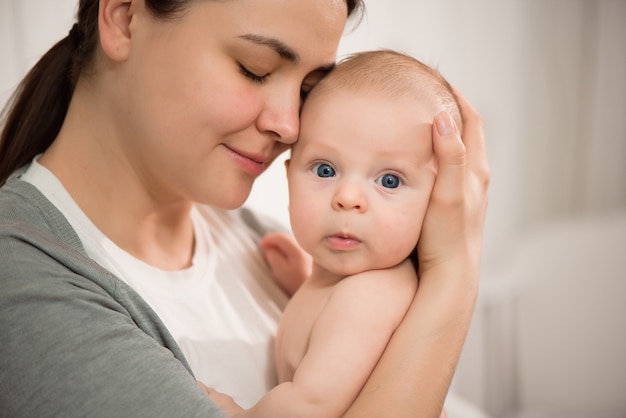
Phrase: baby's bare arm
[{"left": 237, "top": 262, "right": 417, "bottom": 418}]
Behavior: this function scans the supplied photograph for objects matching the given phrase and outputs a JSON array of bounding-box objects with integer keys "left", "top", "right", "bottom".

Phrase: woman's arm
[{"left": 344, "top": 91, "right": 489, "bottom": 417}]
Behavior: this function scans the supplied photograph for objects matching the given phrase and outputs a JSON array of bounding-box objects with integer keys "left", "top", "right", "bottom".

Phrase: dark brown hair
[{"left": 0, "top": 0, "right": 364, "bottom": 186}]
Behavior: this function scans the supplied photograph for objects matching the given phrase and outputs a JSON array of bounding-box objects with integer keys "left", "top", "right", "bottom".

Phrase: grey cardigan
[{"left": 0, "top": 169, "right": 232, "bottom": 417}]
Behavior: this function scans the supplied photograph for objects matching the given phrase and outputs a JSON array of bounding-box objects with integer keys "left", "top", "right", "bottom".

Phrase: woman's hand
[
  {"left": 197, "top": 381, "right": 244, "bottom": 417},
  {"left": 417, "top": 88, "right": 489, "bottom": 280},
  {"left": 344, "top": 90, "right": 489, "bottom": 418},
  {"left": 260, "top": 232, "right": 312, "bottom": 296}
]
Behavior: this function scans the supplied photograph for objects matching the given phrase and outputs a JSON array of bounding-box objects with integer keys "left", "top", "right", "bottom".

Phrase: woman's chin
[{"left": 210, "top": 189, "right": 252, "bottom": 211}]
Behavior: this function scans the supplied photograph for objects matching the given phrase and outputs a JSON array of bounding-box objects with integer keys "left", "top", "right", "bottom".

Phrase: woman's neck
[{"left": 39, "top": 92, "right": 196, "bottom": 271}]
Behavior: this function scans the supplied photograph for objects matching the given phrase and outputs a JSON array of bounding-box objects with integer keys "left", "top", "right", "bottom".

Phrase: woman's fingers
[
  {"left": 197, "top": 382, "right": 244, "bottom": 416},
  {"left": 453, "top": 87, "right": 490, "bottom": 187},
  {"left": 197, "top": 381, "right": 212, "bottom": 396},
  {"left": 417, "top": 111, "right": 467, "bottom": 271},
  {"left": 419, "top": 88, "right": 490, "bottom": 272},
  {"left": 454, "top": 88, "right": 490, "bottom": 242},
  {"left": 432, "top": 110, "right": 466, "bottom": 208}
]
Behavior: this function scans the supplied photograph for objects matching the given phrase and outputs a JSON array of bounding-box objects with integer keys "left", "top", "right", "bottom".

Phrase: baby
[{"left": 214, "top": 49, "right": 462, "bottom": 418}]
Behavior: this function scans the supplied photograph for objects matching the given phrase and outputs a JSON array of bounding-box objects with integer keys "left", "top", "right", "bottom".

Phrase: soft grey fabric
[{"left": 0, "top": 168, "right": 228, "bottom": 418}]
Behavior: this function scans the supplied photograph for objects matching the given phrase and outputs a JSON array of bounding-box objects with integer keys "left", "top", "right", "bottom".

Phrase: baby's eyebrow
[{"left": 239, "top": 34, "right": 299, "bottom": 63}]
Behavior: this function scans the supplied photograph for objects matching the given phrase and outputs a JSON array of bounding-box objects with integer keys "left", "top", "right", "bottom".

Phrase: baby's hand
[
  {"left": 197, "top": 381, "right": 244, "bottom": 416},
  {"left": 259, "top": 232, "right": 311, "bottom": 296}
]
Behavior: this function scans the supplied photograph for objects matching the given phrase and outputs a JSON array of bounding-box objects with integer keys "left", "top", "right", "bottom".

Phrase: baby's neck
[{"left": 308, "top": 262, "right": 356, "bottom": 287}]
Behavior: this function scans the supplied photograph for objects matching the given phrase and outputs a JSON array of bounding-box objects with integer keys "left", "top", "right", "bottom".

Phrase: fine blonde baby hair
[{"left": 311, "top": 49, "right": 463, "bottom": 132}]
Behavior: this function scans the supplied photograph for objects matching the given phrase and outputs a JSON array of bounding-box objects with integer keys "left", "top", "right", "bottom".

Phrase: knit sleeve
[{"left": 0, "top": 182, "right": 228, "bottom": 418}]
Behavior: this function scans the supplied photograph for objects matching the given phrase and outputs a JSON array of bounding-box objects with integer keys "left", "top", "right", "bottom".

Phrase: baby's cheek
[
  {"left": 373, "top": 220, "right": 415, "bottom": 263},
  {"left": 289, "top": 202, "right": 318, "bottom": 247},
  {"left": 393, "top": 214, "right": 422, "bottom": 252},
  {"left": 393, "top": 234, "right": 420, "bottom": 263}
]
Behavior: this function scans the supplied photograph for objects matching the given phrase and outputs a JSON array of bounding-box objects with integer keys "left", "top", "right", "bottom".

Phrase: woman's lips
[{"left": 223, "top": 145, "right": 267, "bottom": 177}]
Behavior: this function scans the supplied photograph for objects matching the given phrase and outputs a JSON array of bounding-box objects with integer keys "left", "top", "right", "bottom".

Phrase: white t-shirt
[{"left": 21, "top": 159, "right": 289, "bottom": 408}]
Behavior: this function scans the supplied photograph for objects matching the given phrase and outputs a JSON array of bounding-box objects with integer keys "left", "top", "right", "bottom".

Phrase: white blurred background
[{"left": 2, "top": 1, "right": 625, "bottom": 417}]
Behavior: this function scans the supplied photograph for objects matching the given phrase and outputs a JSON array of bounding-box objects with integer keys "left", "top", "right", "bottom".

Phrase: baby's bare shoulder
[
  {"left": 331, "top": 261, "right": 418, "bottom": 314},
  {"left": 340, "top": 260, "right": 417, "bottom": 291}
]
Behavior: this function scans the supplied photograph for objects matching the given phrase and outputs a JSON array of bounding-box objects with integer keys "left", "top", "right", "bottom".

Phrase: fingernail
[{"left": 436, "top": 111, "right": 455, "bottom": 136}]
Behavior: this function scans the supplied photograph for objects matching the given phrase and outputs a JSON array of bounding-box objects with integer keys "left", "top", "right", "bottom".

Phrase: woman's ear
[{"left": 99, "top": 0, "right": 133, "bottom": 61}]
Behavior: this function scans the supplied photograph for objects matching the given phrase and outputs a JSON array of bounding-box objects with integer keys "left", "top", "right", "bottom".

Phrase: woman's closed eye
[{"left": 238, "top": 63, "right": 269, "bottom": 84}]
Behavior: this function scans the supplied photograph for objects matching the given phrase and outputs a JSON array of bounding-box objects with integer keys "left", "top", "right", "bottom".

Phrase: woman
[{"left": 0, "top": 0, "right": 489, "bottom": 417}]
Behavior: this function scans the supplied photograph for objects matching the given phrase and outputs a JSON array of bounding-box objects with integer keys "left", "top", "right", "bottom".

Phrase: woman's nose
[{"left": 257, "top": 89, "right": 300, "bottom": 145}]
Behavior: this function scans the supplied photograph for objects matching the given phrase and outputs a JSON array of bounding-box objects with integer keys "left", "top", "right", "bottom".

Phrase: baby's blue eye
[
  {"left": 314, "top": 163, "right": 335, "bottom": 178},
  {"left": 378, "top": 174, "right": 401, "bottom": 189}
]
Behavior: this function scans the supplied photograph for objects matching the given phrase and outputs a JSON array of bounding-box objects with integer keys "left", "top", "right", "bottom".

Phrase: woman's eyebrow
[
  {"left": 239, "top": 34, "right": 300, "bottom": 63},
  {"left": 238, "top": 34, "right": 336, "bottom": 75}
]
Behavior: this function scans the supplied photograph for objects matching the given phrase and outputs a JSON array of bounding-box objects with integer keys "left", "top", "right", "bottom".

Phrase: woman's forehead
[{"left": 195, "top": 0, "right": 347, "bottom": 54}]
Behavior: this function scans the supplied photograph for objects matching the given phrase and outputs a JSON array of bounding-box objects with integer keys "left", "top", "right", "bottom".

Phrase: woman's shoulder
[
  {"left": 0, "top": 170, "right": 127, "bottom": 309},
  {"left": 0, "top": 168, "right": 84, "bottom": 249},
  {"left": 0, "top": 174, "right": 191, "bottom": 375}
]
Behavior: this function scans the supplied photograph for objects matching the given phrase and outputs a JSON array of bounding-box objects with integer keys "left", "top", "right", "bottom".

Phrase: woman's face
[{"left": 110, "top": 0, "right": 347, "bottom": 209}]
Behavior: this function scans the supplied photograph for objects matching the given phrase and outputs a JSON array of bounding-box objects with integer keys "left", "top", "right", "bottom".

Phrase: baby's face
[{"left": 287, "top": 89, "right": 437, "bottom": 276}]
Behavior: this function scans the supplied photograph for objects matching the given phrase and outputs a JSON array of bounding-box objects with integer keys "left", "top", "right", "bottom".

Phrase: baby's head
[
  {"left": 288, "top": 50, "right": 462, "bottom": 277},
  {"left": 303, "top": 49, "right": 463, "bottom": 134}
]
